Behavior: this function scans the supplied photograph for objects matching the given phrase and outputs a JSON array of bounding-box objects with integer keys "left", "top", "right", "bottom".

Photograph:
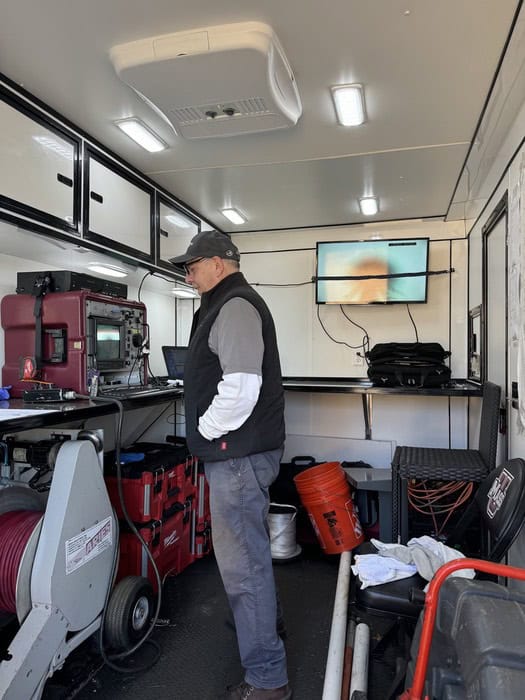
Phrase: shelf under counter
[{"left": 282, "top": 377, "right": 483, "bottom": 440}]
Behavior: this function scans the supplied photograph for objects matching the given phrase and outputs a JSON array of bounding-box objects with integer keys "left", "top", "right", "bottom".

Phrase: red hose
[{"left": 0, "top": 510, "right": 42, "bottom": 613}]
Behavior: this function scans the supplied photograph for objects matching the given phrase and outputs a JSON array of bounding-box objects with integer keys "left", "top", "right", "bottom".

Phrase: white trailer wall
[{"left": 233, "top": 219, "right": 470, "bottom": 467}]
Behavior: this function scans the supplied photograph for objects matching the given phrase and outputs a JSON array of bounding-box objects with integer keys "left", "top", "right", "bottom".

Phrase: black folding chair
[{"left": 355, "top": 457, "right": 525, "bottom": 620}]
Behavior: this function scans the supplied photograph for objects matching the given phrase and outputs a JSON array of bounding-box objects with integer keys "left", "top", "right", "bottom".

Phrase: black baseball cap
[{"left": 169, "top": 230, "right": 240, "bottom": 268}]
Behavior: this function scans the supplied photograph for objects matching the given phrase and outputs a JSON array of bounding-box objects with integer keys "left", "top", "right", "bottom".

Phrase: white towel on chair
[
  {"left": 367, "top": 535, "right": 475, "bottom": 588},
  {"left": 351, "top": 554, "right": 417, "bottom": 588},
  {"left": 352, "top": 536, "right": 475, "bottom": 589}
]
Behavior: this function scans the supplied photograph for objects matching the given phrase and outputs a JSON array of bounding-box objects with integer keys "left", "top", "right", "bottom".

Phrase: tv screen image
[
  {"left": 96, "top": 323, "right": 122, "bottom": 361},
  {"left": 316, "top": 238, "right": 429, "bottom": 305}
]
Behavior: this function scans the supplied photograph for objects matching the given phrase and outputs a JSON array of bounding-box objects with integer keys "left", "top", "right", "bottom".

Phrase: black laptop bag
[{"left": 366, "top": 342, "right": 451, "bottom": 388}]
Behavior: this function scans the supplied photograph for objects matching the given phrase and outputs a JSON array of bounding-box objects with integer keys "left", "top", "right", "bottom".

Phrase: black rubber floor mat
[{"left": 51, "top": 547, "right": 339, "bottom": 700}]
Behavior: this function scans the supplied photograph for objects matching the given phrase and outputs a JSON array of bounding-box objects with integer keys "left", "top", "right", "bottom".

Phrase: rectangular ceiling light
[
  {"left": 359, "top": 196, "right": 379, "bottom": 216},
  {"left": 87, "top": 262, "right": 128, "bottom": 278},
  {"left": 172, "top": 287, "right": 199, "bottom": 298},
  {"left": 115, "top": 118, "right": 167, "bottom": 152},
  {"left": 331, "top": 84, "right": 366, "bottom": 126},
  {"left": 221, "top": 208, "right": 246, "bottom": 225}
]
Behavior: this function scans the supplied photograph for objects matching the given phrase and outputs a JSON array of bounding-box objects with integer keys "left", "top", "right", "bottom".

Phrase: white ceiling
[{"left": 0, "top": 0, "right": 521, "bottom": 234}]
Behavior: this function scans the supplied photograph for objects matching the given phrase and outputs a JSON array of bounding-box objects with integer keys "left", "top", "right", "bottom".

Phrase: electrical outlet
[{"left": 353, "top": 352, "right": 364, "bottom": 367}]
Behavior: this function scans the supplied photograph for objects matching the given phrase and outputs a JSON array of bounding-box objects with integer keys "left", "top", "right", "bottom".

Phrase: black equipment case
[
  {"left": 407, "top": 577, "right": 525, "bottom": 699},
  {"left": 366, "top": 342, "right": 451, "bottom": 388}
]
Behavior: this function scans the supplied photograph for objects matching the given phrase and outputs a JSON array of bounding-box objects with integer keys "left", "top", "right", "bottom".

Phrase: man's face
[
  {"left": 184, "top": 257, "right": 221, "bottom": 294},
  {"left": 346, "top": 258, "right": 388, "bottom": 303}
]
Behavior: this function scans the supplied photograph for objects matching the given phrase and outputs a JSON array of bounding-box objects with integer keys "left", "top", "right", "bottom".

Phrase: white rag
[
  {"left": 351, "top": 554, "right": 417, "bottom": 588},
  {"left": 352, "top": 535, "right": 475, "bottom": 589}
]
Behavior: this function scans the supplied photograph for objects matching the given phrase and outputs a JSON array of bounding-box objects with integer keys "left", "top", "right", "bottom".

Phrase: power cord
[
  {"left": 407, "top": 479, "right": 474, "bottom": 537},
  {"left": 316, "top": 304, "right": 370, "bottom": 353},
  {"left": 81, "top": 395, "right": 163, "bottom": 673},
  {"left": 406, "top": 304, "right": 420, "bottom": 342},
  {"left": 339, "top": 305, "right": 370, "bottom": 362}
]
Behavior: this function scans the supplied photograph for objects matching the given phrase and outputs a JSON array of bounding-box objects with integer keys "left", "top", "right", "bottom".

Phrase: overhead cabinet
[
  {"left": 0, "top": 92, "right": 79, "bottom": 232},
  {"left": 157, "top": 198, "right": 200, "bottom": 268},
  {"left": 85, "top": 149, "right": 154, "bottom": 262},
  {"left": 0, "top": 81, "right": 203, "bottom": 276}
]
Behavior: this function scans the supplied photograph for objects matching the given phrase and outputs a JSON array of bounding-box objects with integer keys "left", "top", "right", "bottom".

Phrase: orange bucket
[{"left": 294, "top": 461, "right": 364, "bottom": 554}]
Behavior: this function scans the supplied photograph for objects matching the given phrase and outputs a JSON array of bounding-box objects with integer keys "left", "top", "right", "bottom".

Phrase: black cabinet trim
[
  {"left": 0, "top": 86, "right": 81, "bottom": 235},
  {"left": 83, "top": 146, "right": 155, "bottom": 264},
  {"left": 155, "top": 193, "right": 201, "bottom": 271}
]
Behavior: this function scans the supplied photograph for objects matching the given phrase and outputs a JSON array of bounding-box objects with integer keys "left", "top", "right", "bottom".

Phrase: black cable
[
  {"left": 315, "top": 268, "right": 454, "bottom": 282},
  {"left": 406, "top": 304, "right": 420, "bottom": 342},
  {"left": 339, "top": 306, "right": 371, "bottom": 359},
  {"left": 81, "top": 395, "right": 163, "bottom": 674},
  {"left": 138, "top": 270, "right": 186, "bottom": 303},
  {"left": 126, "top": 349, "right": 147, "bottom": 387},
  {"left": 152, "top": 272, "right": 182, "bottom": 284},
  {"left": 132, "top": 402, "right": 175, "bottom": 443},
  {"left": 126, "top": 354, "right": 140, "bottom": 387},
  {"left": 316, "top": 305, "right": 367, "bottom": 350},
  {"left": 137, "top": 271, "right": 153, "bottom": 303},
  {"left": 141, "top": 322, "right": 161, "bottom": 386},
  {"left": 249, "top": 280, "right": 313, "bottom": 288}
]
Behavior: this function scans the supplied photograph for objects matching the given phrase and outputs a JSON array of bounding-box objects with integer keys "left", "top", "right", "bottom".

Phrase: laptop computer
[{"left": 161, "top": 346, "right": 188, "bottom": 382}]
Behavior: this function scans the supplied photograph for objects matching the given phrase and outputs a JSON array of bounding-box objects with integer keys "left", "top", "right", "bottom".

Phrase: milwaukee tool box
[
  {"left": 117, "top": 500, "right": 195, "bottom": 592},
  {"left": 104, "top": 440, "right": 190, "bottom": 523}
]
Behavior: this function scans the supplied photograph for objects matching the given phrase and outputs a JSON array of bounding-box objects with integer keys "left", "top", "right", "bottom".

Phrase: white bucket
[{"left": 268, "top": 503, "right": 302, "bottom": 561}]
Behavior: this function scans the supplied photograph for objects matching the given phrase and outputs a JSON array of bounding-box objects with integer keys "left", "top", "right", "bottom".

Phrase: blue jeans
[{"left": 204, "top": 448, "right": 288, "bottom": 689}]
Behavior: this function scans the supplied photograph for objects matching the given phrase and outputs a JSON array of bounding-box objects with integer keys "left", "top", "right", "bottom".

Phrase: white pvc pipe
[
  {"left": 349, "top": 622, "right": 370, "bottom": 699},
  {"left": 322, "top": 549, "right": 352, "bottom": 700}
]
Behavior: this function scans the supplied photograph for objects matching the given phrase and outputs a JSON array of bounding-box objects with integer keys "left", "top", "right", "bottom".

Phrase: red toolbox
[
  {"left": 104, "top": 440, "right": 190, "bottom": 523},
  {"left": 194, "top": 469, "right": 212, "bottom": 559},
  {"left": 117, "top": 506, "right": 189, "bottom": 592},
  {"left": 195, "top": 528, "right": 212, "bottom": 559}
]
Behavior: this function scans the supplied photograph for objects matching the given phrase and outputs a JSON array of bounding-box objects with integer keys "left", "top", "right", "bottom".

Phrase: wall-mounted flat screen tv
[{"left": 316, "top": 238, "right": 429, "bottom": 305}]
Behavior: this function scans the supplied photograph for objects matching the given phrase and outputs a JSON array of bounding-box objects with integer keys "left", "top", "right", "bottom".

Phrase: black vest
[{"left": 184, "top": 272, "right": 285, "bottom": 461}]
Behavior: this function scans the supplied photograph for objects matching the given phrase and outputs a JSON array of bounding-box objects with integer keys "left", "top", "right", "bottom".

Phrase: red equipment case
[
  {"left": 194, "top": 470, "right": 212, "bottom": 559},
  {"left": 104, "top": 441, "right": 190, "bottom": 523},
  {"left": 107, "top": 441, "right": 211, "bottom": 590},
  {"left": 117, "top": 506, "right": 191, "bottom": 592},
  {"left": 1, "top": 290, "right": 146, "bottom": 396}
]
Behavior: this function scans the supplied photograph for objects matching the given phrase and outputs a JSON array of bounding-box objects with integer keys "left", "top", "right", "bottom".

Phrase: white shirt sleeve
[{"left": 198, "top": 372, "right": 262, "bottom": 440}]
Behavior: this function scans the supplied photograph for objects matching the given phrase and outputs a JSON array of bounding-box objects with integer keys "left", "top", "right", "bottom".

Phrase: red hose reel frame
[{"left": 400, "top": 558, "right": 525, "bottom": 700}]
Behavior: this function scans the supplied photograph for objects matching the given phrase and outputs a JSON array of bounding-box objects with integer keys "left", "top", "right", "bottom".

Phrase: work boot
[{"left": 220, "top": 681, "right": 292, "bottom": 699}]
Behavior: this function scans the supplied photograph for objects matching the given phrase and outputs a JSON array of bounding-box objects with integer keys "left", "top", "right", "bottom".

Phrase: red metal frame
[{"left": 400, "top": 558, "right": 525, "bottom": 700}]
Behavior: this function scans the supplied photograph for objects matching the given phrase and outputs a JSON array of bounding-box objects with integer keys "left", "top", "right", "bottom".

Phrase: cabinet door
[
  {"left": 86, "top": 151, "right": 154, "bottom": 261},
  {"left": 0, "top": 94, "right": 78, "bottom": 230},
  {"left": 158, "top": 199, "right": 200, "bottom": 268}
]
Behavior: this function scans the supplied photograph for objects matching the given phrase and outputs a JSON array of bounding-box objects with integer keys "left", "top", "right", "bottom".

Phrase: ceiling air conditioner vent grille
[
  {"left": 171, "top": 98, "right": 271, "bottom": 125},
  {"left": 171, "top": 106, "right": 203, "bottom": 123}
]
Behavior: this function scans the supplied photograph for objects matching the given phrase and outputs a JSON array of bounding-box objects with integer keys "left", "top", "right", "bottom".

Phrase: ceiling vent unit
[{"left": 110, "top": 21, "right": 302, "bottom": 139}]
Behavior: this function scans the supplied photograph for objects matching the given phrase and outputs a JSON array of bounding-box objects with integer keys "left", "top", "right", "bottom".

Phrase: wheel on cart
[{"left": 104, "top": 575, "right": 155, "bottom": 651}]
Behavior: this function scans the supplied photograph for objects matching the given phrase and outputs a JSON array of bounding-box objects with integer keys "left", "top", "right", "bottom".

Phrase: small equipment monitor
[
  {"left": 316, "top": 238, "right": 429, "bottom": 305},
  {"left": 88, "top": 316, "right": 127, "bottom": 370},
  {"left": 96, "top": 323, "right": 122, "bottom": 362}
]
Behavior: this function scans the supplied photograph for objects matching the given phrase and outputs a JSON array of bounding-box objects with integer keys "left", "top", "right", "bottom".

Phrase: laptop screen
[{"left": 162, "top": 346, "right": 188, "bottom": 380}]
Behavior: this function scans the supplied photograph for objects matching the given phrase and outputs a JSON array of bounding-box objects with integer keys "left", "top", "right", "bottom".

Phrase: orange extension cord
[{"left": 407, "top": 479, "right": 474, "bottom": 537}]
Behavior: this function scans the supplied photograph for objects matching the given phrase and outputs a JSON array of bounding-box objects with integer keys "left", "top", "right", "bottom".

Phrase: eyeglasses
[{"left": 183, "top": 257, "right": 207, "bottom": 275}]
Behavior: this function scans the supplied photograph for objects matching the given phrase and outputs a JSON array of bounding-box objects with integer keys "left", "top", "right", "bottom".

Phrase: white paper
[{"left": 0, "top": 408, "right": 60, "bottom": 422}]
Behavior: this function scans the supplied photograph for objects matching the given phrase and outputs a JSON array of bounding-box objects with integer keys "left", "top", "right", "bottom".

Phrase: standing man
[{"left": 170, "top": 230, "right": 291, "bottom": 700}]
